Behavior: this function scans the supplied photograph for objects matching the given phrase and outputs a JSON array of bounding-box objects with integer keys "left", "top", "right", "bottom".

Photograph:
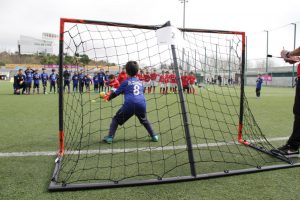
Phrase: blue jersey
[
  {"left": 256, "top": 77, "right": 263, "bottom": 89},
  {"left": 104, "top": 74, "right": 109, "bottom": 82},
  {"left": 115, "top": 77, "right": 145, "bottom": 108},
  {"left": 49, "top": 73, "right": 57, "bottom": 83},
  {"left": 33, "top": 73, "right": 40, "bottom": 84},
  {"left": 84, "top": 76, "right": 92, "bottom": 85},
  {"left": 25, "top": 69, "right": 34, "bottom": 83},
  {"left": 98, "top": 72, "right": 105, "bottom": 83},
  {"left": 79, "top": 73, "right": 85, "bottom": 83},
  {"left": 41, "top": 72, "right": 48, "bottom": 83},
  {"left": 72, "top": 74, "right": 79, "bottom": 85},
  {"left": 93, "top": 75, "right": 99, "bottom": 84}
]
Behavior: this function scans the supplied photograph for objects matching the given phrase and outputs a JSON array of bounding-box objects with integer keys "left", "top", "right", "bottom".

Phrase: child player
[
  {"left": 256, "top": 74, "right": 263, "bottom": 98},
  {"left": 32, "top": 69, "right": 40, "bottom": 94},
  {"left": 181, "top": 71, "right": 189, "bottom": 93},
  {"left": 150, "top": 68, "right": 159, "bottom": 93},
  {"left": 41, "top": 68, "right": 48, "bottom": 94},
  {"left": 98, "top": 69, "right": 105, "bottom": 92},
  {"left": 72, "top": 71, "right": 79, "bottom": 92},
  {"left": 169, "top": 70, "right": 177, "bottom": 93},
  {"left": 49, "top": 69, "right": 58, "bottom": 94},
  {"left": 102, "top": 61, "right": 159, "bottom": 144},
  {"left": 104, "top": 71, "right": 110, "bottom": 92},
  {"left": 104, "top": 74, "right": 120, "bottom": 94},
  {"left": 25, "top": 67, "right": 34, "bottom": 94},
  {"left": 63, "top": 66, "right": 71, "bottom": 93},
  {"left": 117, "top": 67, "right": 127, "bottom": 84},
  {"left": 164, "top": 71, "right": 170, "bottom": 94},
  {"left": 78, "top": 70, "right": 85, "bottom": 93},
  {"left": 159, "top": 71, "right": 166, "bottom": 94},
  {"left": 93, "top": 72, "right": 100, "bottom": 93},
  {"left": 84, "top": 74, "right": 93, "bottom": 92},
  {"left": 144, "top": 70, "right": 151, "bottom": 94},
  {"left": 188, "top": 71, "right": 196, "bottom": 94}
]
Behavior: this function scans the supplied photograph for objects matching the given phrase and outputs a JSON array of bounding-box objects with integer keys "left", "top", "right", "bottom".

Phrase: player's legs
[
  {"left": 33, "top": 84, "right": 36, "bottom": 94},
  {"left": 256, "top": 88, "right": 260, "bottom": 97},
  {"left": 94, "top": 83, "right": 99, "bottom": 93},
  {"left": 37, "top": 84, "right": 40, "bottom": 94},
  {"left": 43, "top": 82, "right": 47, "bottom": 94},
  {"left": 21, "top": 84, "right": 26, "bottom": 94},
  {"left": 79, "top": 82, "right": 84, "bottom": 93},
  {"left": 26, "top": 82, "right": 31, "bottom": 94},
  {"left": 287, "top": 82, "right": 300, "bottom": 148},
  {"left": 136, "top": 112, "right": 157, "bottom": 139},
  {"left": 86, "top": 84, "right": 90, "bottom": 93},
  {"left": 50, "top": 84, "right": 52, "bottom": 93},
  {"left": 103, "top": 108, "right": 133, "bottom": 143},
  {"left": 64, "top": 81, "right": 70, "bottom": 93},
  {"left": 99, "top": 82, "right": 104, "bottom": 92},
  {"left": 33, "top": 84, "right": 38, "bottom": 94},
  {"left": 73, "top": 83, "right": 78, "bottom": 92}
]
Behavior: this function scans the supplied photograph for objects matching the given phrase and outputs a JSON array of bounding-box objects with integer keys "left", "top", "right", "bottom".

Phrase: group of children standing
[{"left": 13, "top": 66, "right": 197, "bottom": 95}]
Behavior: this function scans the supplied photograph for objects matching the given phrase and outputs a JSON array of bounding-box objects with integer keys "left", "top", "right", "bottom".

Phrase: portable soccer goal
[{"left": 49, "top": 18, "right": 300, "bottom": 191}]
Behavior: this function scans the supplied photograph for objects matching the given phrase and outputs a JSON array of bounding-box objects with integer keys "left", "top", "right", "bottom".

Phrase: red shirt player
[
  {"left": 103, "top": 74, "right": 120, "bottom": 101},
  {"left": 144, "top": 71, "right": 151, "bottom": 93},
  {"left": 107, "top": 74, "right": 120, "bottom": 90},
  {"left": 188, "top": 72, "right": 197, "bottom": 94},
  {"left": 159, "top": 71, "right": 167, "bottom": 94},
  {"left": 150, "top": 69, "right": 159, "bottom": 93},
  {"left": 164, "top": 71, "right": 170, "bottom": 94},
  {"left": 117, "top": 68, "right": 127, "bottom": 84},
  {"left": 181, "top": 72, "right": 189, "bottom": 93},
  {"left": 169, "top": 70, "right": 177, "bottom": 93},
  {"left": 137, "top": 70, "right": 145, "bottom": 82}
]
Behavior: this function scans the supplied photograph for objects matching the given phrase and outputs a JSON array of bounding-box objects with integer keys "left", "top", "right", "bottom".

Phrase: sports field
[{"left": 1, "top": 81, "right": 300, "bottom": 200}]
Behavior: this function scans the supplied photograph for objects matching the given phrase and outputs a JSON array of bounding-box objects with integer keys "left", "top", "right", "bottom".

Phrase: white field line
[{"left": 0, "top": 137, "right": 288, "bottom": 158}]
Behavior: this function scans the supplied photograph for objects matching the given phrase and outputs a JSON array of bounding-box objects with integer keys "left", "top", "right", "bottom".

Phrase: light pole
[
  {"left": 226, "top": 39, "right": 232, "bottom": 83},
  {"left": 179, "top": 0, "right": 188, "bottom": 71},
  {"left": 264, "top": 30, "right": 269, "bottom": 73},
  {"left": 179, "top": 0, "right": 188, "bottom": 38},
  {"left": 291, "top": 23, "right": 297, "bottom": 86}
]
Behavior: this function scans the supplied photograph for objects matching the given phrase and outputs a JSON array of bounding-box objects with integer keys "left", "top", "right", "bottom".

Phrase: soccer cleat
[
  {"left": 278, "top": 144, "right": 299, "bottom": 155},
  {"left": 151, "top": 135, "right": 159, "bottom": 142},
  {"left": 103, "top": 136, "right": 113, "bottom": 144}
]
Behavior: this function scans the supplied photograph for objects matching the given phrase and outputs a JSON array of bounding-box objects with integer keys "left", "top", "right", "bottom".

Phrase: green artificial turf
[{"left": 0, "top": 81, "right": 299, "bottom": 200}]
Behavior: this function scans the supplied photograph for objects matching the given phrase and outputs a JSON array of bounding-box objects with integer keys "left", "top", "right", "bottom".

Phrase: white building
[{"left": 18, "top": 33, "right": 58, "bottom": 55}]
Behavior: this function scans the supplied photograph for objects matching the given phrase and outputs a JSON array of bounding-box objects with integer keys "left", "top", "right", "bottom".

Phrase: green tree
[
  {"left": 40, "top": 55, "right": 58, "bottom": 65},
  {"left": 79, "top": 54, "right": 90, "bottom": 66}
]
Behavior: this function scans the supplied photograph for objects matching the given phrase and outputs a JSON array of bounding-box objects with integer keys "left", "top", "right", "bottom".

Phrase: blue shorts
[{"left": 114, "top": 103, "right": 147, "bottom": 125}]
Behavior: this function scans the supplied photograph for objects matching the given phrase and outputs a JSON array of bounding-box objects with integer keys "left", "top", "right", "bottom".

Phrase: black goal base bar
[{"left": 48, "top": 162, "right": 300, "bottom": 192}]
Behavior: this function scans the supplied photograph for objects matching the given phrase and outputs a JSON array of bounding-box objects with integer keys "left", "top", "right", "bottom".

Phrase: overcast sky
[{"left": 0, "top": 0, "right": 299, "bottom": 64}]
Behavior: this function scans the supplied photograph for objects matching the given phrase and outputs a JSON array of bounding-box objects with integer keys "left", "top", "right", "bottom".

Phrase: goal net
[{"left": 49, "top": 18, "right": 296, "bottom": 191}]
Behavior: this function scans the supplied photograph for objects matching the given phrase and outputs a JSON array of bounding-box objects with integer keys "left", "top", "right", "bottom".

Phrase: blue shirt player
[
  {"left": 72, "top": 71, "right": 79, "bottom": 92},
  {"left": 49, "top": 69, "right": 58, "bottom": 93},
  {"left": 41, "top": 68, "right": 49, "bottom": 94},
  {"left": 25, "top": 67, "right": 34, "bottom": 94},
  {"left": 98, "top": 69, "right": 105, "bottom": 92},
  {"left": 256, "top": 74, "right": 263, "bottom": 97},
  {"left": 93, "top": 72, "right": 100, "bottom": 93},
  {"left": 102, "top": 61, "right": 158, "bottom": 144},
  {"left": 78, "top": 71, "right": 85, "bottom": 93},
  {"left": 32, "top": 69, "right": 40, "bottom": 94}
]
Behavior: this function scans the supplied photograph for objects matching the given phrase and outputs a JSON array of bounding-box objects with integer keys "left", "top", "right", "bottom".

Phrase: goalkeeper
[
  {"left": 102, "top": 61, "right": 159, "bottom": 144},
  {"left": 278, "top": 47, "right": 300, "bottom": 155}
]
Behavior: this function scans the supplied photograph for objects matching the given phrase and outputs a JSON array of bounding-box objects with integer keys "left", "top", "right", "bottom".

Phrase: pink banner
[
  {"left": 261, "top": 75, "right": 272, "bottom": 81},
  {"left": 43, "top": 65, "right": 79, "bottom": 69}
]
